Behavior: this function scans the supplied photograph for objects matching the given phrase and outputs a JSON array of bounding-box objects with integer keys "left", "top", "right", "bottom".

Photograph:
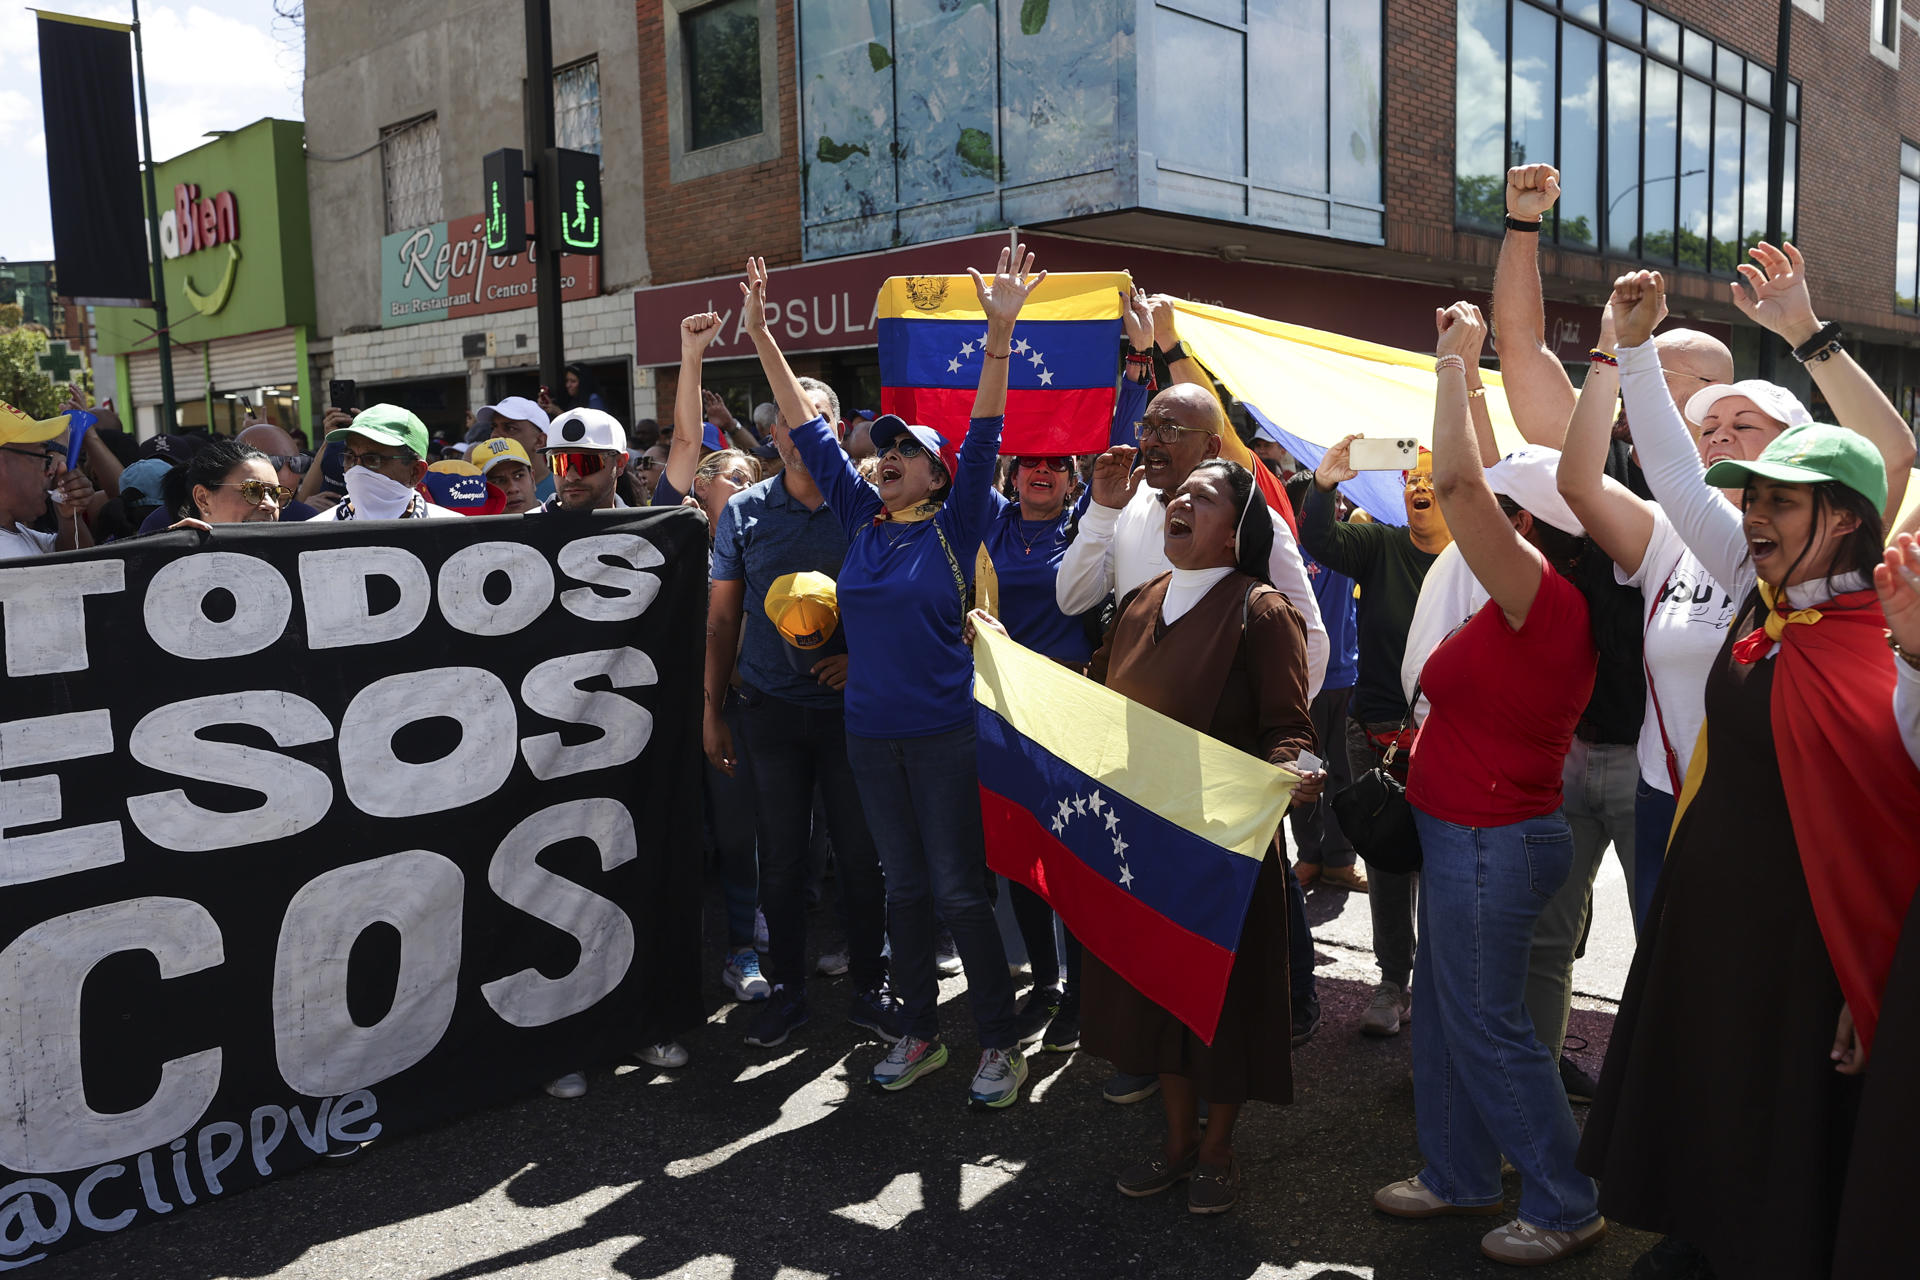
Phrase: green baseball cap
[
  {"left": 325, "top": 403, "right": 429, "bottom": 460},
  {"left": 1701, "top": 421, "right": 1887, "bottom": 513}
]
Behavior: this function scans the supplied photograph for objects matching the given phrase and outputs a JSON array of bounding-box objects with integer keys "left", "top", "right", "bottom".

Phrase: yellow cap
[
  {"left": 765, "top": 571, "right": 840, "bottom": 649},
  {"left": 427, "top": 459, "right": 483, "bottom": 476},
  {"left": 470, "top": 437, "right": 532, "bottom": 475},
  {"left": 0, "top": 401, "right": 69, "bottom": 448}
]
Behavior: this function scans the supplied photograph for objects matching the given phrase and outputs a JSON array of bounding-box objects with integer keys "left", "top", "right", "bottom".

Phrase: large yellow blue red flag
[
  {"left": 971, "top": 626, "right": 1295, "bottom": 1044},
  {"left": 877, "top": 271, "right": 1131, "bottom": 456}
]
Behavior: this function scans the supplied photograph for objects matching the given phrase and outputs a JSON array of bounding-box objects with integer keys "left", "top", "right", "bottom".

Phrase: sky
[{"left": 0, "top": 1, "right": 303, "bottom": 264}]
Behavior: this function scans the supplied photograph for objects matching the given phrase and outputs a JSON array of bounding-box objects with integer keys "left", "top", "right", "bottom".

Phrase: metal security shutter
[
  {"left": 209, "top": 328, "right": 299, "bottom": 390},
  {"left": 128, "top": 350, "right": 161, "bottom": 405}
]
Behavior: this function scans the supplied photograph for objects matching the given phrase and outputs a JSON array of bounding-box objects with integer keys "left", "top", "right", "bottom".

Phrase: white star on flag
[
  {"left": 1104, "top": 808, "right": 1121, "bottom": 832},
  {"left": 947, "top": 358, "right": 961, "bottom": 373},
  {"left": 1056, "top": 798, "right": 1073, "bottom": 827},
  {"left": 1086, "top": 791, "right": 1104, "bottom": 815},
  {"left": 1118, "top": 864, "right": 1134, "bottom": 889},
  {"left": 1050, "top": 814, "right": 1064, "bottom": 835},
  {"left": 1038, "top": 369, "right": 1053, "bottom": 385},
  {"left": 1112, "top": 833, "right": 1129, "bottom": 860},
  {"left": 1074, "top": 796, "right": 1088, "bottom": 816},
  {"left": 1013, "top": 338, "right": 1031, "bottom": 354},
  {"left": 1028, "top": 351, "right": 1045, "bottom": 367},
  {"left": 960, "top": 341, "right": 975, "bottom": 356}
]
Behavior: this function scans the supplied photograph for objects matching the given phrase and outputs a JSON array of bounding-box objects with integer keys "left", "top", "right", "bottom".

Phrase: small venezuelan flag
[
  {"left": 971, "top": 626, "right": 1296, "bottom": 1044},
  {"left": 877, "top": 271, "right": 1131, "bottom": 456}
]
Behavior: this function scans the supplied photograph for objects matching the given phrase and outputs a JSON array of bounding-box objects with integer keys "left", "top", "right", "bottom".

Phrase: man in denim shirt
[{"left": 705, "top": 375, "right": 901, "bottom": 1049}]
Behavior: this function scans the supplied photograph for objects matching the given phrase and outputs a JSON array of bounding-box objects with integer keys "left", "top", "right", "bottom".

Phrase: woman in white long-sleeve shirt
[{"left": 1577, "top": 268, "right": 1920, "bottom": 1280}]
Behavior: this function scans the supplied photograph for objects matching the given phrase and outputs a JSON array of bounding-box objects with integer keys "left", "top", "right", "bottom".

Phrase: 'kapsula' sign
[{"left": 0, "top": 510, "right": 706, "bottom": 1265}]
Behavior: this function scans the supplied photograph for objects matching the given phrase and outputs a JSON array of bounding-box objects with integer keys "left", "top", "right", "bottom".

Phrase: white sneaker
[
  {"left": 1361, "top": 981, "right": 1410, "bottom": 1037},
  {"left": 544, "top": 1071, "right": 587, "bottom": 1099},
  {"left": 753, "top": 909, "right": 770, "bottom": 954},
  {"left": 967, "top": 1047, "right": 1028, "bottom": 1108},
  {"left": 637, "top": 1041, "right": 688, "bottom": 1069},
  {"left": 723, "top": 947, "right": 771, "bottom": 1001},
  {"left": 815, "top": 949, "right": 850, "bottom": 977},
  {"left": 1480, "top": 1216, "right": 1607, "bottom": 1266},
  {"left": 934, "top": 932, "right": 963, "bottom": 976}
]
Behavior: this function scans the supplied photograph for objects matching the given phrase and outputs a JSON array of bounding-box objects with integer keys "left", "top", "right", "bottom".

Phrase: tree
[{"left": 0, "top": 323, "right": 92, "bottom": 419}]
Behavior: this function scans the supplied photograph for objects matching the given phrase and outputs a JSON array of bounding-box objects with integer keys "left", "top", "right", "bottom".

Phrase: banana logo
[{"left": 183, "top": 242, "right": 241, "bottom": 317}]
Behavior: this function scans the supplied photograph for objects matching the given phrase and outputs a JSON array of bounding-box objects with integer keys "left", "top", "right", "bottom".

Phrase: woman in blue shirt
[{"left": 743, "top": 245, "right": 1046, "bottom": 1109}]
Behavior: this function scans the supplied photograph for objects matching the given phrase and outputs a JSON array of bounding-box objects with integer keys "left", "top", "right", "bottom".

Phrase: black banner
[
  {"left": 0, "top": 508, "right": 706, "bottom": 1264},
  {"left": 37, "top": 15, "right": 150, "bottom": 305}
]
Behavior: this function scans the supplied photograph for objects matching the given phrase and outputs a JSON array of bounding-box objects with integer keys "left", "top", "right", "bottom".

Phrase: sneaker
[
  {"left": 1631, "top": 1237, "right": 1717, "bottom": 1280},
  {"left": 637, "top": 1041, "right": 689, "bottom": 1069},
  {"left": 968, "top": 1047, "right": 1028, "bottom": 1108},
  {"left": 1481, "top": 1216, "right": 1607, "bottom": 1266},
  {"left": 1012, "top": 987, "right": 1061, "bottom": 1044},
  {"left": 1361, "top": 981, "right": 1410, "bottom": 1037},
  {"left": 723, "top": 947, "right": 771, "bottom": 1002},
  {"left": 1102, "top": 1071, "right": 1160, "bottom": 1104},
  {"left": 544, "top": 1071, "right": 587, "bottom": 1099},
  {"left": 1187, "top": 1158, "right": 1239, "bottom": 1215},
  {"left": 934, "top": 930, "right": 963, "bottom": 976},
  {"left": 1290, "top": 995, "right": 1322, "bottom": 1048},
  {"left": 871, "top": 1036, "right": 948, "bottom": 1090},
  {"left": 1040, "top": 994, "right": 1081, "bottom": 1052},
  {"left": 1320, "top": 864, "right": 1370, "bottom": 893},
  {"left": 753, "top": 909, "right": 769, "bottom": 954},
  {"left": 847, "top": 986, "right": 906, "bottom": 1044},
  {"left": 815, "top": 948, "right": 850, "bottom": 977},
  {"left": 1559, "top": 1054, "right": 1598, "bottom": 1106},
  {"left": 744, "top": 987, "right": 809, "bottom": 1048},
  {"left": 1372, "top": 1176, "right": 1507, "bottom": 1219}
]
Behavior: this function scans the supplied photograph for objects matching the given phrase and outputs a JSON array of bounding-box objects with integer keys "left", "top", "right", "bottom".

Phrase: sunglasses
[
  {"left": 550, "top": 451, "right": 616, "bottom": 477},
  {"left": 882, "top": 437, "right": 929, "bottom": 461},
  {"left": 1016, "top": 455, "right": 1072, "bottom": 472},
  {"left": 217, "top": 480, "right": 295, "bottom": 508},
  {"left": 268, "top": 452, "right": 313, "bottom": 474}
]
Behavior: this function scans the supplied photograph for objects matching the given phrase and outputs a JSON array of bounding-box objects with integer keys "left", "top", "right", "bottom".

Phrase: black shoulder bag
[{"left": 1330, "top": 681, "right": 1424, "bottom": 875}]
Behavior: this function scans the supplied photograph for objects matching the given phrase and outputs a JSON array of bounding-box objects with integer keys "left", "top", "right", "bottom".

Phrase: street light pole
[
  {"left": 130, "top": 0, "right": 175, "bottom": 432},
  {"left": 523, "top": 0, "right": 563, "bottom": 398},
  {"left": 1762, "top": 0, "right": 1793, "bottom": 378}
]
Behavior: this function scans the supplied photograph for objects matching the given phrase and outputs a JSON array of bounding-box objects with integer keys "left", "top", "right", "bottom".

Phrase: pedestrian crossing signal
[
  {"left": 482, "top": 148, "right": 526, "bottom": 254},
  {"left": 545, "top": 148, "right": 602, "bottom": 256}
]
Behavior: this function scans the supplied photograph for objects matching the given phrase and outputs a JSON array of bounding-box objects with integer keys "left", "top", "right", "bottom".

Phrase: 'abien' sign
[{"left": 158, "top": 183, "right": 238, "bottom": 261}]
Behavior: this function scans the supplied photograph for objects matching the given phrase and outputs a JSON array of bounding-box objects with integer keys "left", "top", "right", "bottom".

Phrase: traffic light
[
  {"left": 544, "top": 147, "right": 602, "bottom": 256},
  {"left": 482, "top": 148, "right": 526, "bottom": 254}
]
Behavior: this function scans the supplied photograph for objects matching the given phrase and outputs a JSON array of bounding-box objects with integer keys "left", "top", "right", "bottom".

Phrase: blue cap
[{"left": 119, "top": 458, "right": 174, "bottom": 511}]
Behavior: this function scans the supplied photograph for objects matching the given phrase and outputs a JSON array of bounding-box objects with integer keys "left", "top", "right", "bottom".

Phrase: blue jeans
[
  {"left": 737, "top": 687, "right": 889, "bottom": 994},
  {"left": 706, "top": 697, "right": 759, "bottom": 950},
  {"left": 847, "top": 724, "right": 1017, "bottom": 1049},
  {"left": 1412, "top": 808, "right": 1600, "bottom": 1233},
  {"left": 1631, "top": 778, "right": 1677, "bottom": 935}
]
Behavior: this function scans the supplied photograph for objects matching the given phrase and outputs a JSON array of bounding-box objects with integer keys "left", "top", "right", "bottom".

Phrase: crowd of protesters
[{"left": 5, "top": 165, "right": 1920, "bottom": 1278}]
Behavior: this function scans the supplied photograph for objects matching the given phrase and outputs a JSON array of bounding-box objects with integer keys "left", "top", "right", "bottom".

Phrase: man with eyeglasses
[
  {"left": 537, "top": 408, "right": 630, "bottom": 512},
  {"left": 305, "top": 404, "right": 461, "bottom": 521},
  {"left": 0, "top": 401, "right": 93, "bottom": 557}
]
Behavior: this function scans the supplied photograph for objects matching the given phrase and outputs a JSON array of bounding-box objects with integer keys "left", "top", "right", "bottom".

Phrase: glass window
[
  {"left": 1154, "top": 8, "right": 1244, "bottom": 178},
  {"left": 1899, "top": 145, "right": 1920, "bottom": 313},
  {"left": 554, "top": 59, "right": 602, "bottom": 156},
  {"left": 1784, "top": 120, "right": 1798, "bottom": 241},
  {"left": 1255, "top": 0, "right": 1329, "bottom": 194},
  {"left": 1682, "top": 28, "right": 1712, "bottom": 76},
  {"left": 1330, "top": 0, "right": 1383, "bottom": 202},
  {"left": 1711, "top": 89, "right": 1741, "bottom": 270},
  {"left": 685, "top": 0, "right": 763, "bottom": 151},
  {"left": 1645, "top": 10, "right": 1680, "bottom": 60},
  {"left": 1746, "top": 62, "right": 1771, "bottom": 104},
  {"left": 1605, "top": 43, "right": 1642, "bottom": 254},
  {"left": 799, "top": 0, "right": 893, "bottom": 226},
  {"left": 1678, "top": 77, "right": 1710, "bottom": 269},
  {"left": 1605, "top": 0, "right": 1642, "bottom": 40},
  {"left": 1558, "top": 23, "right": 1601, "bottom": 246},
  {"left": 1787, "top": 81, "right": 1799, "bottom": 119},
  {"left": 1714, "top": 49, "right": 1743, "bottom": 93},
  {"left": 1874, "top": 0, "right": 1901, "bottom": 51},
  {"left": 1455, "top": 0, "right": 1508, "bottom": 230},
  {"left": 1566, "top": 0, "right": 1600, "bottom": 23},
  {"left": 1641, "top": 61, "right": 1678, "bottom": 259},
  {"left": 1742, "top": 103, "right": 1770, "bottom": 249},
  {"left": 1509, "top": 2, "right": 1557, "bottom": 171},
  {"left": 380, "top": 115, "right": 442, "bottom": 235}
]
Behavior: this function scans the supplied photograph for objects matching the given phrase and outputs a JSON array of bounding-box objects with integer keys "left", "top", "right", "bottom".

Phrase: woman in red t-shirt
[{"left": 1370, "top": 303, "right": 1605, "bottom": 1268}]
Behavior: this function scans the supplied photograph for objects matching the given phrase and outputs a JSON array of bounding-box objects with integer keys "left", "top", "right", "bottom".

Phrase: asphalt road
[{"left": 32, "top": 847, "right": 1650, "bottom": 1280}]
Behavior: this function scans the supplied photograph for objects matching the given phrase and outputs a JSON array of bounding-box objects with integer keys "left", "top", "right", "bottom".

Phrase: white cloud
[{"left": 0, "top": 1, "right": 303, "bottom": 263}]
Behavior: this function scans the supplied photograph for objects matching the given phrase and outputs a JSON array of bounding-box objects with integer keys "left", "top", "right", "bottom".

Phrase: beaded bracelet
[
  {"left": 1588, "top": 349, "right": 1619, "bottom": 367},
  {"left": 1435, "top": 354, "right": 1467, "bottom": 375}
]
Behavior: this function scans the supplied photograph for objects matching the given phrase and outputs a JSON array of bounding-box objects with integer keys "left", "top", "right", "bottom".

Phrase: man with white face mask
[{"left": 306, "top": 404, "right": 461, "bottom": 521}]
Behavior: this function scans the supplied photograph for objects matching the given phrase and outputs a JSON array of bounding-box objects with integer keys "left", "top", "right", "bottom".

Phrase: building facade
[
  {"left": 94, "top": 119, "right": 318, "bottom": 441},
  {"left": 304, "top": 0, "right": 648, "bottom": 436},
  {"left": 625, "top": 0, "right": 1920, "bottom": 427}
]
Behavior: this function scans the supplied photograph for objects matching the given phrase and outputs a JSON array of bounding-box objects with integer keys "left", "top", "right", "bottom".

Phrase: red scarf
[{"left": 1768, "top": 589, "right": 1920, "bottom": 1056}]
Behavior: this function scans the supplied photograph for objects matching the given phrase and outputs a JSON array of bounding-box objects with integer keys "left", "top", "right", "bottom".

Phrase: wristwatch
[{"left": 1890, "top": 629, "right": 1920, "bottom": 672}]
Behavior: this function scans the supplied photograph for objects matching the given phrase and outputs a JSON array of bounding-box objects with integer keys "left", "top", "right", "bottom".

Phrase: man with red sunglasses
[{"left": 539, "top": 408, "right": 630, "bottom": 512}]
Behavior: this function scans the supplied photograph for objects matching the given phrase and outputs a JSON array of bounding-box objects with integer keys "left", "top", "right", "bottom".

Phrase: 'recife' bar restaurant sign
[{"left": 380, "top": 208, "right": 600, "bottom": 328}]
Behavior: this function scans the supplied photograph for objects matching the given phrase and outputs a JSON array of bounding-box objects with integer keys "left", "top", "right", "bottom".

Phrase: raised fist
[{"left": 1506, "top": 164, "right": 1561, "bottom": 221}]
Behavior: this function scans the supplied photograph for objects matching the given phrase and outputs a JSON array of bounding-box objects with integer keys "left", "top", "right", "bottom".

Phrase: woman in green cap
[{"left": 1576, "top": 269, "right": 1920, "bottom": 1280}]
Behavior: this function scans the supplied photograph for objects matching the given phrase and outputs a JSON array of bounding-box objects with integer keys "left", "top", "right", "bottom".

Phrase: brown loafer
[
  {"left": 1320, "top": 864, "right": 1370, "bottom": 893},
  {"left": 1188, "top": 1158, "right": 1239, "bottom": 1215},
  {"left": 1116, "top": 1149, "right": 1198, "bottom": 1198},
  {"left": 1293, "top": 862, "right": 1321, "bottom": 886}
]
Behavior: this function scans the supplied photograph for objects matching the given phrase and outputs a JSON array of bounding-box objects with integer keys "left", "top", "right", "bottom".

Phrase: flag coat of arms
[
  {"left": 971, "top": 627, "right": 1295, "bottom": 1043},
  {"left": 877, "top": 271, "right": 1131, "bottom": 456}
]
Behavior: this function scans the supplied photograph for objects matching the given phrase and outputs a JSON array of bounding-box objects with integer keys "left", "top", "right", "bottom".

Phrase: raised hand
[
  {"left": 1122, "top": 288, "right": 1153, "bottom": 352},
  {"left": 1148, "top": 294, "right": 1181, "bottom": 351},
  {"left": 1506, "top": 164, "right": 1561, "bottom": 221},
  {"left": 1609, "top": 270, "right": 1667, "bottom": 349},
  {"left": 1875, "top": 532, "right": 1920, "bottom": 658},
  {"left": 1090, "top": 444, "right": 1142, "bottom": 510},
  {"left": 680, "top": 311, "right": 723, "bottom": 356},
  {"left": 1731, "top": 241, "right": 1821, "bottom": 346},
  {"left": 1435, "top": 301, "right": 1488, "bottom": 363},
  {"left": 702, "top": 388, "right": 736, "bottom": 427},
  {"left": 1315, "top": 433, "right": 1361, "bottom": 490},
  {"left": 738, "top": 256, "right": 771, "bottom": 338},
  {"left": 968, "top": 241, "right": 1047, "bottom": 330}
]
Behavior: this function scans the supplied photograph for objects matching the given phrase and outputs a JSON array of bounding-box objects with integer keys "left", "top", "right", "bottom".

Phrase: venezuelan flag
[
  {"left": 877, "top": 271, "right": 1131, "bottom": 456},
  {"left": 972, "top": 626, "right": 1296, "bottom": 1044}
]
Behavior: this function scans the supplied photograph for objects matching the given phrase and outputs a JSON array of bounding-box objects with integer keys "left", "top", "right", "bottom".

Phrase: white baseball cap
[
  {"left": 1683, "top": 380, "right": 1813, "bottom": 430},
  {"left": 1486, "top": 445, "right": 1586, "bottom": 538},
  {"left": 487, "top": 395, "right": 551, "bottom": 432},
  {"left": 546, "top": 407, "right": 627, "bottom": 453}
]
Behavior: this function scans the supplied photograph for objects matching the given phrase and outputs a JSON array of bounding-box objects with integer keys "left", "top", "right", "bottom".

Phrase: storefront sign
[
  {"left": 160, "top": 183, "right": 239, "bottom": 260},
  {"left": 381, "top": 210, "right": 601, "bottom": 328}
]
